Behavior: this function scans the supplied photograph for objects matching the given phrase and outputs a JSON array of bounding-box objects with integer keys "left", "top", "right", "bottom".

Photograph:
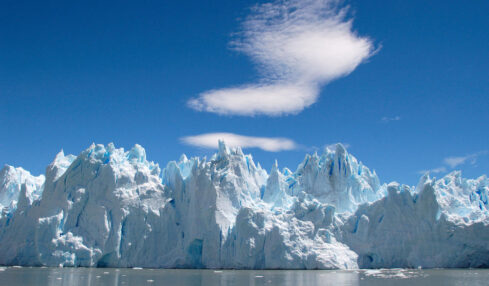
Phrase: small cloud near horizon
[
  {"left": 443, "top": 151, "right": 487, "bottom": 168},
  {"left": 306, "top": 142, "right": 350, "bottom": 153},
  {"left": 181, "top": 132, "right": 298, "bottom": 152},
  {"left": 325, "top": 143, "right": 350, "bottom": 151},
  {"left": 419, "top": 150, "right": 488, "bottom": 175},
  {"left": 418, "top": 166, "right": 447, "bottom": 175}
]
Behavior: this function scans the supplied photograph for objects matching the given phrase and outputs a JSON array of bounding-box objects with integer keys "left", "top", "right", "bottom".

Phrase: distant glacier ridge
[{"left": 0, "top": 142, "right": 488, "bottom": 269}]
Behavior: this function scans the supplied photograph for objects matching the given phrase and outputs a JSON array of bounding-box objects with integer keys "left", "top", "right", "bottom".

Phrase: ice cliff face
[
  {"left": 342, "top": 177, "right": 489, "bottom": 268},
  {"left": 0, "top": 165, "right": 44, "bottom": 215},
  {"left": 0, "top": 142, "right": 488, "bottom": 269},
  {"left": 284, "top": 144, "right": 383, "bottom": 213}
]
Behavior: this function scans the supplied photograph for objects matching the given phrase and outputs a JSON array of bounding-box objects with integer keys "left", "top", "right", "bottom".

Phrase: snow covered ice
[
  {"left": 0, "top": 142, "right": 488, "bottom": 269},
  {"left": 0, "top": 165, "right": 44, "bottom": 216}
]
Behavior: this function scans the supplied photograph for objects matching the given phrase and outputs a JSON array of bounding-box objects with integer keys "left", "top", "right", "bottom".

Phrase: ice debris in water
[{"left": 0, "top": 141, "right": 489, "bottom": 269}]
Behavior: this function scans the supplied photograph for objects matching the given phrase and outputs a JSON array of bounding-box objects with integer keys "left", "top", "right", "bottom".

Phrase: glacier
[{"left": 0, "top": 142, "right": 488, "bottom": 269}]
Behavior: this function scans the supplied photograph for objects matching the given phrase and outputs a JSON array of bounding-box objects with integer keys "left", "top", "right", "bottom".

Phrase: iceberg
[{"left": 0, "top": 142, "right": 488, "bottom": 269}]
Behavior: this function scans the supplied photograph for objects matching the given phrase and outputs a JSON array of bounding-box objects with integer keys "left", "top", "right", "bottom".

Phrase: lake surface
[{"left": 0, "top": 267, "right": 488, "bottom": 286}]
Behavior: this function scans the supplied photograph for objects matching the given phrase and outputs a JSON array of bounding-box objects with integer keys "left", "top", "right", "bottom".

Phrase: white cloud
[
  {"left": 443, "top": 151, "right": 487, "bottom": 168},
  {"left": 180, "top": 132, "right": 298, "bottom": 152},
  {"left": 325, "top": 142, "right": 350, "bottom": 151},
  {"left": 418, "top": 166, "right": 447, "bottom": 175},
  {"left": 443, "top": 156, "right": 470, "bottom": 169},
  {"left": 188, "top": 83, "right": 318, "bottom": 116},
  {"left": 420, "top": 150, "right": 487, "bottom": 174},
  {"left": 381, "top": 116, "right": 401, "bottom": 123},
  {"left": 188, "top": 0, "right": 376, "bottom": 116}
]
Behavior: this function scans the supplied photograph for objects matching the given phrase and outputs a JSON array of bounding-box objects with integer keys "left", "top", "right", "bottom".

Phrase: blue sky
[{"left": 1, "top": 0, "right": 488, "bottom": 185}]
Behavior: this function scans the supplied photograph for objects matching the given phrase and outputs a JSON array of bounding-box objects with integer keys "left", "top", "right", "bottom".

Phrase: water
[{"left": 0, "top": 267, "right": 488, "bottom": 286}]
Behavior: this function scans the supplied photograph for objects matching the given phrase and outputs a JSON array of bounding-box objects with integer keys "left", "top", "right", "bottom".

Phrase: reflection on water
[{"left": 0, "top": 267, "right": 488, "bottom": 286}]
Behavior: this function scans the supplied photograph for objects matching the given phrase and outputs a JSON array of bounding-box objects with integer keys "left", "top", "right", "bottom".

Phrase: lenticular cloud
[{"left": 189, "top": 0, "right": 376, "bottom": 116}]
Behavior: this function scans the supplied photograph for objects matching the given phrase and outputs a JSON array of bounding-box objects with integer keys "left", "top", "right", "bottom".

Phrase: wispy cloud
[
  {"left": 181, "top": 132, "right": 298, "bottom": 152},
  {"left": 420, "top": 150, "right": 487, "bottom": 174},
  {"left": 418, "top": 166, "right": 446, "bottom": 175},
  {"left": 188, "top": 0, "right": 376, "bottom": 116},
  {"left": 443, "top": 151, "right": 487, "bottom": 168},
  {"left": 381, "top": 116, "right": 401, "bottom": 123},
  {"left": 325, "top": 143, "right": 350, "bottom": 151}
]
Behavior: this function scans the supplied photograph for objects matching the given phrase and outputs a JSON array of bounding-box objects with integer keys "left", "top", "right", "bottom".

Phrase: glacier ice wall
[
  {"left": 0, "top": 165, "right": 44, "bottom": 215},
  {"left": 0, "top": 142, "right": 488, "bottom": 269}
]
